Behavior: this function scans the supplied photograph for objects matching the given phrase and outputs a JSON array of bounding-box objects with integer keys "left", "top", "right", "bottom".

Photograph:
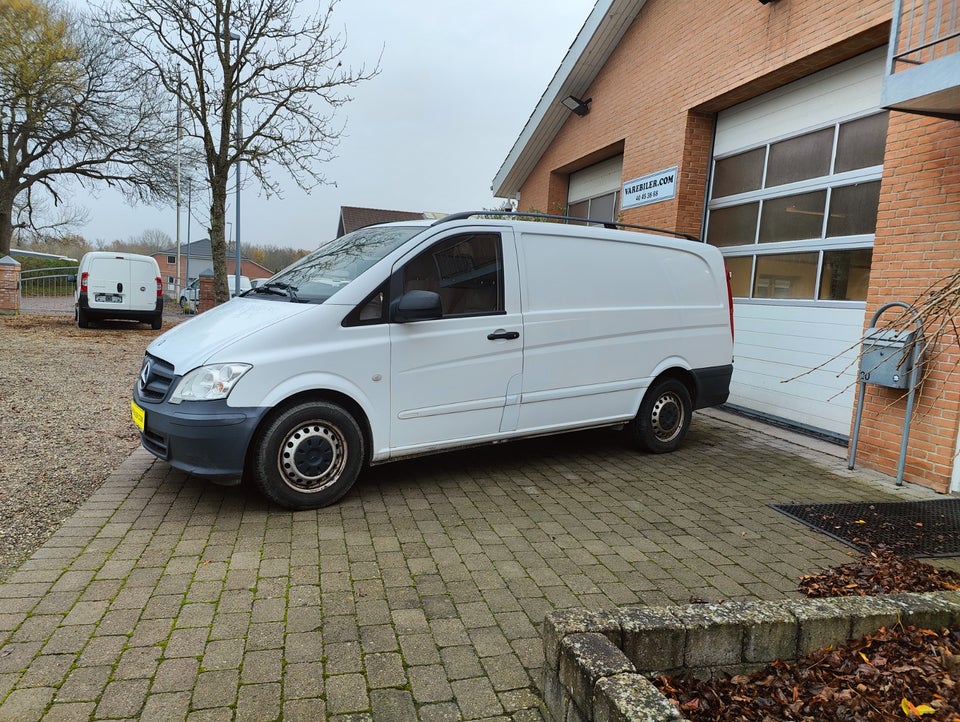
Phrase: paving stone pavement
[{"left": 1, "top": 409, "right": 956, "bottom": 722}]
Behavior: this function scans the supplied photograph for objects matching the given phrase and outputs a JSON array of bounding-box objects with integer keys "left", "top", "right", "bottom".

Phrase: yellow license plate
[{"left": 131, "top": 400, "right": 145, "bottom": 432}]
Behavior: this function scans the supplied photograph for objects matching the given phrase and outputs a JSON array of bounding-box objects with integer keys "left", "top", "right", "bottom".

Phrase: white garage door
[
  {"left": 709, "top": 48, "right": 886, "bottom": 439},
  {"left": 567, "top": 155, "right": 623, "bottom": 223}
]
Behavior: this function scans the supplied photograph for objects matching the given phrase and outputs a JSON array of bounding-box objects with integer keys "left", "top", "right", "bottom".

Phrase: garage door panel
[{"left": 728, "top": 304, "right": 862, "bottom": 437}]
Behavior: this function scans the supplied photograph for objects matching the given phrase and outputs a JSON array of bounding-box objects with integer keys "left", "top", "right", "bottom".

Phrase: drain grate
[{"left": 770, "top": 498, "right": 960, "bottom": 557}]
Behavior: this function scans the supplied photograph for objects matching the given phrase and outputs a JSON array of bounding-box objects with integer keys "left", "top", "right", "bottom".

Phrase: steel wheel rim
[
  {"left": 278, "top": 421, "right": 348, "bottom": 493},
  {"left": 650, "top": 391, "right": 684, "bottom": 443}
]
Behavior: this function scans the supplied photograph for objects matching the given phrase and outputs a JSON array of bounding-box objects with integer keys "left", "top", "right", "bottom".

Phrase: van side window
[
  {"left": 400, "top": 233, "right": 504, "bottom": 317},
  {"left": 343, "top": 282, "right": 389, "bottom": 327}
]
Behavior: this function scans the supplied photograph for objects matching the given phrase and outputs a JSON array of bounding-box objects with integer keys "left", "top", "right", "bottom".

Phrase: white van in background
[
  {"left": 133, "top": 212, "right": 733, "bottom": 509},
  {"left": 75, "top": 252, "right": 163, "bottom": 329},
  {"left": 179, "top": 275, "right": 252, "bottom": 308}
]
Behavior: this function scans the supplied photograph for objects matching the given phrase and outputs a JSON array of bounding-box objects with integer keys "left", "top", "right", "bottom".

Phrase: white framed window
[
  {"left": 707, "top": 112, "right": 887, "bottom": 303},
  {"left": 568, "top": 191, "right": 620, "bottom": 225}
]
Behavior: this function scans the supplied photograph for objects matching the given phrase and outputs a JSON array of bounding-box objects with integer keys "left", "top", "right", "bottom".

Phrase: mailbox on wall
[
  {"left": 859, "top": 328, "right": 917, "bottom": 389},
  {"left": 848, "top": 301, "right": 924, "bottom": 486}
]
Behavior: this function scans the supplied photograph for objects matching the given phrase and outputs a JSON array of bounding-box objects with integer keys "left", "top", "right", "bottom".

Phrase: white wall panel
[
  {"left": 714, "top": 48, "right": 886, "bottom": 156},
  {"left": 568, "top": 155, "right": 624, "bottom": 202},
  {"left": 729, "top": 303, "right": 864, "bottom": 436}
]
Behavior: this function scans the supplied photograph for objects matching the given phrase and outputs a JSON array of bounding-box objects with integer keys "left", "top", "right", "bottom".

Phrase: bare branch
[
  {"left": 0, "top": 0, "right": 178, "bottom": 255},
  {"left": 96, "top": 0, "right": 378, "bottom": 302}
]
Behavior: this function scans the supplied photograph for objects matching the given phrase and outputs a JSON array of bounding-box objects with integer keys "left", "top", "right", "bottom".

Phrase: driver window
[{"left": 401, "top": 233, "right": 504, "bottom": 317}]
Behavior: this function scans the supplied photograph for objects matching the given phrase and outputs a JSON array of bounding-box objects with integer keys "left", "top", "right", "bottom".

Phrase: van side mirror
[
  {"left": 67, "top": 274, "right": 76, "bottom": 283},
  {"left": 391, "top": 290, "right": 442, "bottom": 323}
]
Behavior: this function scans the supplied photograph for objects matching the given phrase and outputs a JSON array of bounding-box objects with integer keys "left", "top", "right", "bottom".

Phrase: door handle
[{"left": 487, "top": 329, "right": 519, "bottom": 341}]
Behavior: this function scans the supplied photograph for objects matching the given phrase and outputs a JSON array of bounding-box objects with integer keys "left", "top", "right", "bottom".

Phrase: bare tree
[
  {"left": 99, "top": 0, "right": 378, "bottom": 303},
  {"left": 103, "top": 227, "right": 172, "bottom": 254},
  {"left": 0, "top": 0, "right": 176, "bottom": 257}
]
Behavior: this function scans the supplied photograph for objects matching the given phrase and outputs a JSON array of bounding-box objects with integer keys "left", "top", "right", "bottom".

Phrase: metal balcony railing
[{"left": 883, "top": 0, "right": 960, "bottom": 119}]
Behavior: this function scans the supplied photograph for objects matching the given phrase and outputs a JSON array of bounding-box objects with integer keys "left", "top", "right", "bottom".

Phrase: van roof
[
  {"left": 82, "top": 251, "right": 157, "bottom": 262},
  {"left": 430, "top": 211, "right": 700, "bottom": 242}
]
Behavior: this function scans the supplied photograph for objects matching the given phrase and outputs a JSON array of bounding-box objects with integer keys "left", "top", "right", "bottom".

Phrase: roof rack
[{"left": 431, "top": 211, "right": 701, "bottom": 242}]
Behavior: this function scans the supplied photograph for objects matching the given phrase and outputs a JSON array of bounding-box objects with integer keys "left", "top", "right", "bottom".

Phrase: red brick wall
[
  {"left": 0, "top": 260, "right": 20, "bottom": 315},
  {"left": 515, "top": 0, "right": 960, "bottom": 491},
  {"left": 518, "top": 0, "right": 890, "bottom": 233},
  {"left": 199, "top": 275, "right": 217, "bottom": 312},
  {"left": 855, "top": 113, "right": 960, "bottom": 491}
]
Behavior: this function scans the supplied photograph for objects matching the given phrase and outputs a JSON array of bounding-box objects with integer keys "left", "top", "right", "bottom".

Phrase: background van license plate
[
  {"left": 95, "top": 293, "right": 122, "bottom": 303},
  {"left": 131, "top": 401, "right": 145, "bottom": 431}
]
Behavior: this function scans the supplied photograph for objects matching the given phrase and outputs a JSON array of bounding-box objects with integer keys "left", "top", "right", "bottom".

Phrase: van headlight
[{"left": 170, "top": 363, "right": 252, "bottom": 403}]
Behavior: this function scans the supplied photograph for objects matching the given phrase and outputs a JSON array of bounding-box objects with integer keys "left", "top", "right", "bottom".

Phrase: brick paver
[{"left": 0, "top": 410, "right": 956, "bottom": 721}]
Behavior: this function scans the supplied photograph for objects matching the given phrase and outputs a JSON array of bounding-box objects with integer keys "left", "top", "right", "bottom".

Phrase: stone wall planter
[{"left": 542, "top": 592, "right": 960, "bottom": 722}]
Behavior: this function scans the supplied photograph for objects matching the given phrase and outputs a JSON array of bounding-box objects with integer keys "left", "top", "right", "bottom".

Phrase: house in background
[
  {"left": 337, "top": 206, "right": 445, "bottom": 237},
  {"left": 153, "top": 239, "right": 274, "bottom": 295}
]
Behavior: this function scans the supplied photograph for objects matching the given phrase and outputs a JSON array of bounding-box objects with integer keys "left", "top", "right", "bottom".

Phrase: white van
[
  {"left": 132, "top": 213, "right": 733, "bottom": 509},
  {"left": 179, "top": 275, "right": 252, "bottom": 308},
  {"left": 76, "top": 251, "right": 163, "bottom": 329}
]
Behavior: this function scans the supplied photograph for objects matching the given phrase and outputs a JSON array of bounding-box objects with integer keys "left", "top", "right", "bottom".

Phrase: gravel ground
[{"left": 0, "top": 311, "right": 179, "bottom": 581}]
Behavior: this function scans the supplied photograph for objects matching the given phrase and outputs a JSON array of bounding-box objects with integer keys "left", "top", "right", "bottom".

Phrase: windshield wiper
[{"left": 254, "top": 282, "right": 300, "bottom": 302}]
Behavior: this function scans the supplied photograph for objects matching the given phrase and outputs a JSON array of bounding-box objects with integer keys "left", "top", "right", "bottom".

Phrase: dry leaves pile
[
  {"left": 799, "top": 549, "right": 960, "bottom": 598},
  {"left": 656, "top": 551, "right": 960, "bottom": 721}
]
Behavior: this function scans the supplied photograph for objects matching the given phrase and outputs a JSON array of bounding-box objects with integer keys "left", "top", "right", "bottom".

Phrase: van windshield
[{"left": 251, "top": 225, "right": 425, "bottom": 303}]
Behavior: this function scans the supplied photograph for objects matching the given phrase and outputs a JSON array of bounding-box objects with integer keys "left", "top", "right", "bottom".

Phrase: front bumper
[{"left": 134, "top": 391, "right": 268, "bottom": 484}]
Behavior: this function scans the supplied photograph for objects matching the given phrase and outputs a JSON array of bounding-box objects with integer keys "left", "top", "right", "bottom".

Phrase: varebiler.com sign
[{"left": 621, "top": 166, "right": 678, "bottom": 209}]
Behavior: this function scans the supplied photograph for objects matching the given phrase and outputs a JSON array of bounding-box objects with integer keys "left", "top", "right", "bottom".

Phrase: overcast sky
[{"left": 73, "top": 1, "right": 597, "bottom": 250}]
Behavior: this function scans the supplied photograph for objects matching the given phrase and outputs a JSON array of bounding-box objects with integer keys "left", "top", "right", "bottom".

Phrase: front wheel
[
  {"left": 251, "top": 401, "right": 364, "bottom": 509},
  {"left": 628, "top": 378, "right": 692, "bottom": 453}
]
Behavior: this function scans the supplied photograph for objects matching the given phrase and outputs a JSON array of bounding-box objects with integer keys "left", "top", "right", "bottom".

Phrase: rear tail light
[
  {"left": 80, "top": 272, "right": 88, "bottom": 294},
  {"left": 726, "top": 269, "right": 734, "bottom": 341},
  {"left": 155, "top": 277, "right": 162, "bottom": 298}
]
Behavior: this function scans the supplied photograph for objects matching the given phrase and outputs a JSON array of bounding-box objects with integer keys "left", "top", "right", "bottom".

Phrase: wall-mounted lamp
[{"left": 561, "top": 95, "right": 592, "bottom": 116}]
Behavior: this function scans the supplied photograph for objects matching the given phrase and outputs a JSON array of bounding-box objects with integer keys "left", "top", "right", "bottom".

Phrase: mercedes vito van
[
  {"left": 76, "top": 252, "right": 163, "bottom": 329},
  {"left": 132, "top": 213, "right": 733, "bottom": 509}
]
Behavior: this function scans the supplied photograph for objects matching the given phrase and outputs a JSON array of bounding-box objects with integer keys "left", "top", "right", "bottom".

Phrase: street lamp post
[
  {"left": 175, "top": 66, "right": 183, "bottom": 301},
  {"left": 185, "top": 176, "right": 192, "bottom": 300},
  {"left": 229, "top": 31, "right": 242, "bottom": 297}
]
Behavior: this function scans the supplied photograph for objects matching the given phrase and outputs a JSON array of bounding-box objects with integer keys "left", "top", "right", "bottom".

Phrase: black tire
[
  {"left": 150, "top": 314, "right": 162, "bottom": 330},
  {"left": 179, "top": 295, "right": 187, "bottom": 306},
  {"left": 629, "top": 378, "right": 692, "bottom": 453},
  {"left": 76, "top": 305, "right": 89, "bottom": 329},
  {"left": 251, "top": 401, "right": 364, "bottom": 509}
]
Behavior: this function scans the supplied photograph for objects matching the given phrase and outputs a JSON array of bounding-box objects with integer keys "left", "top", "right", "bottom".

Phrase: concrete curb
[{"left": 542, "top": 592, "right": 960, "bottom": 722}]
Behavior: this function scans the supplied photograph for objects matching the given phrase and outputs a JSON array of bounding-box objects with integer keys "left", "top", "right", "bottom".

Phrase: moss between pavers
[{"left": 542, "top": 591, "right": 960, "bottom": 722}]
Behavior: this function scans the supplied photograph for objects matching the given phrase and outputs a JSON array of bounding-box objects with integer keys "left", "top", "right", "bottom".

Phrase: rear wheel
[
  {"left": 628, "top": 378, "right": 692, "bottom": 453},
  {"left": 251, "top": 401, "right": 364, "bottom": 509},
  {"left": 76, "top": 306, "right": 89, "bottom": 329},
  {"left": 150, "top": 313, "right": 162, "bottom": 330}
]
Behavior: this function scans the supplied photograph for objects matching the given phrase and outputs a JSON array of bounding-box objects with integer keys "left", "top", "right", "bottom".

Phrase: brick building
[
  {"left": 152, "top": 239, "right": 273, "bottom": 298},
  {"left": 494, "top": 0, "right": 960, "bottom": 493}
]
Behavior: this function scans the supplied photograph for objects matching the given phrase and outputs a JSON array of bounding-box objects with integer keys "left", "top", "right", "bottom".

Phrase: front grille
[{"left": 138, "top": 354, "right": 176, "bottom": 402}]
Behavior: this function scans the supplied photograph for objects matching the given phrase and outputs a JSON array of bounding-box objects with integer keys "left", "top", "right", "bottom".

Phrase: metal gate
[{"left": 18, "top": 266, "right": 77, "bottom": 313}]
